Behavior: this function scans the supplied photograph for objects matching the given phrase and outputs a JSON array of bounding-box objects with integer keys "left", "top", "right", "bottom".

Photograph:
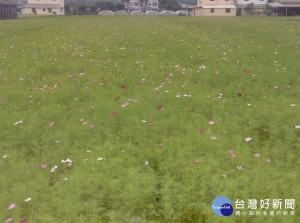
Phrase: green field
[{"left": 0, "top": 15, "right": 299, "bottom": 222}]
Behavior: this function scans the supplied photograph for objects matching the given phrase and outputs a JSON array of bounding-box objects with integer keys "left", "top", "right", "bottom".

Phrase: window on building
[
  {"left": 43, "top": 9, "right": 46, "bottom": 11},
  {"left": 226, "top": 8, "right": 231, "bottom": 13},
  {"left": 148, "top": 3, "right": 151, "bottom": 6},
  {"left": 210, "top": 0, "right": 214, "bottom": 1},
  {"left": 153, "top": 2, "right": 158, "bottom": 6},
  {"left": 60, "top": 7, "right": 63, "bottom": 12},
  {"left": 134, "top": 2, "right": 138, "bottom": 6},
  {"left": 210, "top": 8, "right": 214, "bottom": 13},
  {"left": 48, "top": 8, "right": 52, "bottom": 13},
  {"left": 130, "top": 2, "right": 133, "bottom": 6}
]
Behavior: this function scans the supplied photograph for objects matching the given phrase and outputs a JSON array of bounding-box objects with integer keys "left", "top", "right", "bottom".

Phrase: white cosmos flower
[
  {"left": 50, "top": 165, "right": 58, "bottom": 173},
  {"left": 14, "top": 121, "right": 22, "bottom": 125},
  {"left": 25, "top": 197, "right": 31, "bottom": 202},
  {"left": 245, "top": 137, "right": 252, "bottom": 142},
  {"left": 61, "top": 158, "right": 72, "bottom": 163},
  {"left": 295, "top": 125, "right": 300, "bottom": 129}
]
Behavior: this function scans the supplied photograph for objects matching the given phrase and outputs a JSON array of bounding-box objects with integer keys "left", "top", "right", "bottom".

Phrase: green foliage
[
  {"left": 95, "top": 1, "right": 115, "bottom": 11},
  {"left": 78, "top": 4, "right": 87, "bottom": 12},
  {"left": 245, "top": 3, "right": 254, "bottom": 15},
  {"left": 160, "top": 0, "right": 181, "bottom": 10},
  {"left": 0, "top": 16, "right": 299, "bottom": 222},
  {"left": 115, "top": 3, "right": 125, "bottom": 11},
  {"left": 89, "top": 4, "right": 97, "bottom": 12}
]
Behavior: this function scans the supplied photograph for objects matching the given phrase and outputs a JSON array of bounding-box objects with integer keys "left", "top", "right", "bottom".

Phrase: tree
[
  {"left": 159, "top": 0, "right": 181, "bottom": 11},
  {"left": 65, "top": 4, "right": 70, "bottom": 12},
  {"left": 78, "top": 5, "right": 87, "bottom": 12},
  {"left": 115, "top": 3, "right": 125, "bottom": 11},
  {"left": 89, "top": 5, "right": 97, "bottom": 13},
  {"left": 99, "top": 1, "right": 115, "bottom": 11},
  {"left": 244, "top": 3, "right": 254, "bottom": 16}
]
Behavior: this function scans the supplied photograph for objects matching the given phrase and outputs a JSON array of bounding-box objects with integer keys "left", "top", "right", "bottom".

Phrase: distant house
[
  {"left": 121, "top": 0, "right": 159, "bottom": 12},
  {"left": 236, "top": 0, "right": 268, "bottom": 16},
  {"left": 267, "top": 0, "right": 300, "bottom": 16},
  {"left": 193, "top": 0, "right": 236, "bottom": 16},
  {"left": 0, "top": 3, "right": 18, "bottom": 19},
  {"left": 19, "top": 0, "right": 64, "bottom": 15},
  {"left": 179, "top": 3, "right": 197, "bottom": 15}
]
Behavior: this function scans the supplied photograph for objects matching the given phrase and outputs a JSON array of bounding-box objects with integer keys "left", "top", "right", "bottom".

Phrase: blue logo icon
[{"left": 212, "top": 196, "right": 233, "bottom": 216}]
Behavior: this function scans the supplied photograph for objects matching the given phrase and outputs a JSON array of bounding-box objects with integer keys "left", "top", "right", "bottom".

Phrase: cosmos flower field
[{"left": 0, "top": 16, "right": 299, "bottom": 222}]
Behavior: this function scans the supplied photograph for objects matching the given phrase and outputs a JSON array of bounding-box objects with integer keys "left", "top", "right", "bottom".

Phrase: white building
[
  {"left": 193, "top": 0, "right": 236, "bottom": 16},
  {"left": 121, "top": 0, "right": 158, "bottom": 12},
  {"left": 236, "top": 0, "right": 268, "bottom": 16},
  {"left": 20, "top": 0, "right": 64, "bottom": 15}
]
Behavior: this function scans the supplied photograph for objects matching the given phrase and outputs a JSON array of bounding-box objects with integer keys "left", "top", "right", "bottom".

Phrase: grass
[{"left": 0, "top": 15, "right": 299, "bottom": 222}]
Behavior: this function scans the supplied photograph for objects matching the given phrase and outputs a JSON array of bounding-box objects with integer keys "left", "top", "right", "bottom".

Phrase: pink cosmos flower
[
  {"left": 236, "top": 166, "right": 243, "bottom": 170},
  {"left": 6, "top": 218, "right": 13, "bottom": 222},
  {"left": 211, "top": 136, "right": 217, "bottom": 140},
  {"left": 209, "top": 121, "right": 215, "bottom": 125},
  {"left": 199, "top": 129, "right": 205, "bottom": 133},
  {"left": 121, "top": 85, "right": 126, "bottom": 89},
  {"left": 67, "top": 162, "right": 72, "bottom": 167},
  {"left": 222, "top": 174, "right": 227, "bottom": 178},
  {"left": 111, "top": 111, "right": 117, "bottom": 115},
  {"left": 254, "top": 153, "right": 261, "bottom": 157},
  {"left": 121, "top": 102, "right": 129, "bottom": 108},
  {"left": 20, "top": 218, "right": 27, "bottom": 223},
  {"left": 42, "top": 164, "right": 48, "bottom": 168},
  {"left": 194, "top": 160, "right": 199, "bottom": 163},
  {"left": 49, "top": 122, "right": 55, "bottom": 126},
  {"left": 83, "top": 121, "right": 88, "bottom": 125},
  {"left": 274, "top": 86, "right": 278, "bottom": 89},
  {"left": 109, "top": 147, "right": 114, "bottom": 151},
  {"left": 69, "top": 75, "right": 76, "bottom": 78},
  {"left": 232, "top": 153, "right": 237, "bottom": 157},
  {"left": 227, "top": 150, "right": 233, "bottom": 154},
  {"left": 157, "top": 105, "right": 163, "bottom": 110},
  {"left": 8, "top": 203, "right": 15, "bottom": 210},
  {"left": 90, "top": 125, "right": 95, "bottom": 129},
  {"left": 266, "top": 159, "right": 271, "bottom": 163}
]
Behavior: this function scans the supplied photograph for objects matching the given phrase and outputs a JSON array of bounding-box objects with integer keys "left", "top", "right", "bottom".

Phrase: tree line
[{"left": 65, "top": 0, "right": 182, "bottom": 14}]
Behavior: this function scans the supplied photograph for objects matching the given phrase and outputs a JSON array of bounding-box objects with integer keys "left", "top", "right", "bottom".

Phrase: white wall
[{"left": 236, "top": 0, "right": 267, "bottom": 5}]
